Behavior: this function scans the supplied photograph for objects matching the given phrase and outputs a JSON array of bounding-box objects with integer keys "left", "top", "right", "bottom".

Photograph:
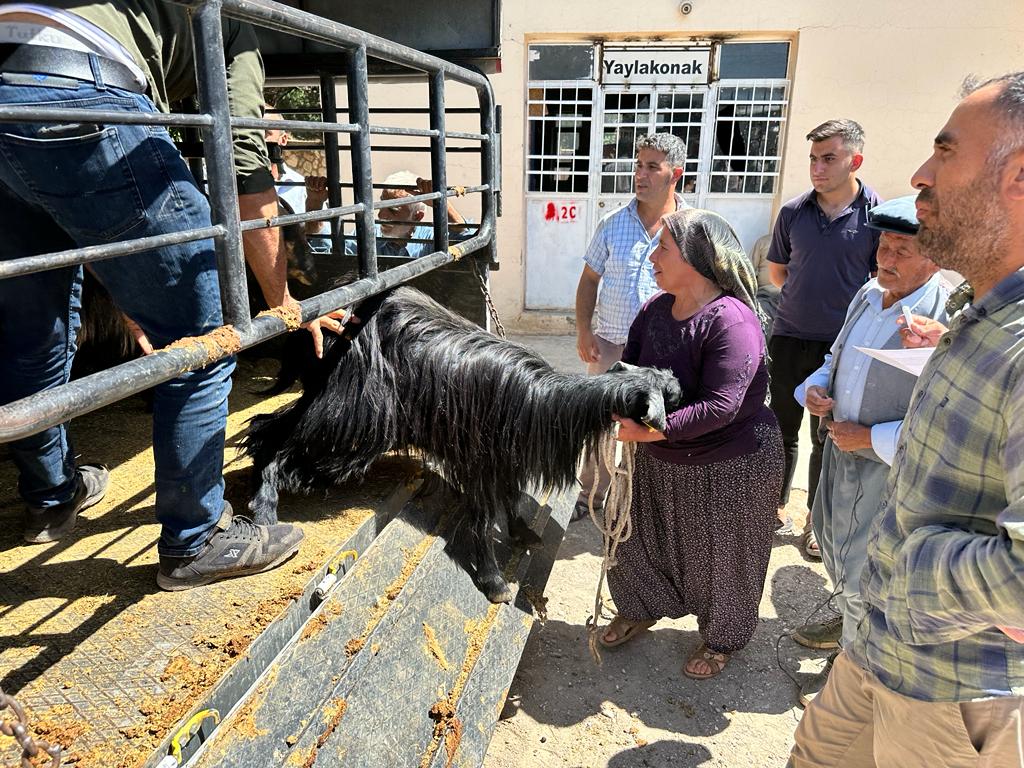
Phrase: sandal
[
  {"left": 802, "top": 529, "right": 822, "bottom": 559},
  {"left": 598, "top": 617, "right": 656, "bottom": 648},
  {"left": 682, "top": 643, "right": 731, "bottom": 680}
]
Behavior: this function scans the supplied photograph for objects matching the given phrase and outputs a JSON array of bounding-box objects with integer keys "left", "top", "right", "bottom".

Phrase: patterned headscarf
[{"left": 662, "top": 208, "right": 769, "bottom": 337}]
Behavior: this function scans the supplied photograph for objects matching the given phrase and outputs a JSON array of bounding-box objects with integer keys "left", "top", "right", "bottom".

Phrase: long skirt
[{"left": 607, "top": 424, "right": 784, "bottom": 654}]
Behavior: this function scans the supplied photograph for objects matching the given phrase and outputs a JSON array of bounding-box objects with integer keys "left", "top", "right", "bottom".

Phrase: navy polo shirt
[{"left": 767, "top": 181, "right": 882, "bottom": 342}]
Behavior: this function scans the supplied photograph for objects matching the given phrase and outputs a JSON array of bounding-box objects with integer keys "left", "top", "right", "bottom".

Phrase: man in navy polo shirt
[{"left": 767, "top": 119, "right": 882, "bottom": 561}]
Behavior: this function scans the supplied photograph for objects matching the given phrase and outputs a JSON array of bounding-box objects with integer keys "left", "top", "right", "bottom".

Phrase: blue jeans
[{"left": 0, "top": 79, "right": 234, "bottom": 557}]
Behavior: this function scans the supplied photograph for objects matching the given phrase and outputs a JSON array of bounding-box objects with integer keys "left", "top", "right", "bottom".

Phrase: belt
[{"left": 0, "top": 43, "right": 145, "bottom": 94}]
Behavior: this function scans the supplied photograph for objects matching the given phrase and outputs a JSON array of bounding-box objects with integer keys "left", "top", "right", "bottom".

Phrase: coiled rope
[{"left": 585, "top": 424, "right": 636, "bottom": 664}]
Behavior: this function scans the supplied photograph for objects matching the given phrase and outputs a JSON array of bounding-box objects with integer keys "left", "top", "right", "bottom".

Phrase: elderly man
[
  {"left": 790, "top": 70, "right": 1024, "bottom": 767},
  {"left": 789, "top": 196, "right": 948, "bottom": 705},
  {"left": 572, "top": 132, "right": 688, "bottom": 523},
  {"left": 346, "top": 170, "right": 468, "bottom": 259}
]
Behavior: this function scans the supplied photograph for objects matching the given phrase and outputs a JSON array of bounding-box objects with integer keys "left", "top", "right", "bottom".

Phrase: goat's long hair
[{"left": 244, "top": 286, "right": 680, "bottom": 600}]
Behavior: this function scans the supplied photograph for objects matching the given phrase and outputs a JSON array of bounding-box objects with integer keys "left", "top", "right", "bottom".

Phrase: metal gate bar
[{"left": 0, "top": 0, "right": 499, "bottom": 443}]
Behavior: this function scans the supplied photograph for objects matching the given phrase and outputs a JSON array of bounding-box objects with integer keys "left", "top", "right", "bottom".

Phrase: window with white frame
[
  {"left": 710, "top": 82, "right": 789, "bottom": 194},
  {"left": 526, "top": 85, "right": 594, "bottom": 194},
  {"left": 652, "top": 91, "right": 704, "bottom": 194}
]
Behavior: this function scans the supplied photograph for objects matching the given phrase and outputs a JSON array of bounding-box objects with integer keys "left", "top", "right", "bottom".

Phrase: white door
[{"left": 524, "top": 198, "right": 591, "bottom": 309}]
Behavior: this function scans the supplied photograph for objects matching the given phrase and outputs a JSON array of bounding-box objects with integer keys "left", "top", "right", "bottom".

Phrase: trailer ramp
[
  {"left": 1, "top": 358, "right": 568, "bottom": 767},
  {"left": 187, "top": 483, "right": 569, "bottom": 768}
]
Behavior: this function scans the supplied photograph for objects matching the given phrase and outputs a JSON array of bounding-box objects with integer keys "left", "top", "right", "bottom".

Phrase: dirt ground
[{"left": 484, "top": 336, "right": 834, "bottom": 768}]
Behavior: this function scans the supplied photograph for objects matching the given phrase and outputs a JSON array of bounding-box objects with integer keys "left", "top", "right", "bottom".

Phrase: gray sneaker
[
  {"left": 156, "top": 504, "right": 304, "bottom": 591},
  {"left": 23, "top": 463, "right": 110, "bottom": 543},
  {"left": 793, "top": 615, "right": 843, "bottom": 650},
  {"left": 798, "top": 651, "right": 837, "bottom": 708}
]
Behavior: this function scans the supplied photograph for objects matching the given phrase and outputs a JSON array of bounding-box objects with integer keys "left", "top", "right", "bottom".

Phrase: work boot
[
  {"left": 793, "top": 614, "right": 843, "bottom": 650},
  {"left": 23, "top": 463, "right": 110, "bottom": 543},
  {"left": 156, "top": 504, "right": 304, "bottom": 591},
  {"left": 798, "top": 651, "right": 838, "bottom": 708}
]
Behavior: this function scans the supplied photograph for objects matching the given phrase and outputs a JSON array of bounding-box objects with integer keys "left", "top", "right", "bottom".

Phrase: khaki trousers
[
  {"left": 790, "top": 652, "right": 1024, "bottom": 768},
  {"left": 576, "top": 335, "right": 625, "bottom": 507}
]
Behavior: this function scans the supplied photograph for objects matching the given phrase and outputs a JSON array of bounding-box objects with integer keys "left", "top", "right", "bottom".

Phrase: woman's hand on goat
[{"left": 613, "top": 415, "right": 666, "bottom": 443}]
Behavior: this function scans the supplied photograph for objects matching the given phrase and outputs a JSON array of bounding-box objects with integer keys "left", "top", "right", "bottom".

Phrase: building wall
[{"left": 488, "top": 0, "right": 1024, "bottom": 332}]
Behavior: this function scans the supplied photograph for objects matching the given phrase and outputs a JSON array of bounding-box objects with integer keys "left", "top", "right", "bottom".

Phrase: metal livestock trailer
[{"left": 0, "top": 2, "right": 572, "bottom": 766}]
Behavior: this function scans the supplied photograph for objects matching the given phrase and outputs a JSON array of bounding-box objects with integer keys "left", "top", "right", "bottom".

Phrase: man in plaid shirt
[
  {"left": 572, "top": 133, "right": 688, "bottom": 523},
  {"left": 790, "top": 70, "right": 1024, "bottom": 766}
]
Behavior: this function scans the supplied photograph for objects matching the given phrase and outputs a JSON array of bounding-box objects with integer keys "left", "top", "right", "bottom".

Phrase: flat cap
[{"left": 866, "top": 195, "right": 919, "bottom": 235}]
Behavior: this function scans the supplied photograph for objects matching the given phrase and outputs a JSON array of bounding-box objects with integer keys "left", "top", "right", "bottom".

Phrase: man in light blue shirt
[
  {"left": 572, "top": 133, "right": 688, "bottom": 521},
  {"left": 790, "top": 196, "right": 948, "bottom": 705}
]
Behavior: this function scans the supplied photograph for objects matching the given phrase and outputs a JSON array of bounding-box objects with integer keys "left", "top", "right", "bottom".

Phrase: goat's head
[
  {"left": 607, "top": 362, "right": 683, "bottom": 432},
  {"left": 278, "top": 196, "right": 318, "bottom": 287}
]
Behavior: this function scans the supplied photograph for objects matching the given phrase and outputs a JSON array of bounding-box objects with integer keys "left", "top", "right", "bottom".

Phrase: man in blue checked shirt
[
  {"left": 790, "top": 70, "right": 1024, "bottom": 768},
  {"left": 572, "top": 133, "right": 689, "bottom": 522}
]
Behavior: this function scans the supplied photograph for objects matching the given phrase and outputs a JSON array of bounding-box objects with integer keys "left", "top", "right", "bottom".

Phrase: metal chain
[
  {"left": 0, "top": 686, "right": 62, "bottom": 768},
  {"left": 468, "top": 256, "right": 506, "bottom": 339}
]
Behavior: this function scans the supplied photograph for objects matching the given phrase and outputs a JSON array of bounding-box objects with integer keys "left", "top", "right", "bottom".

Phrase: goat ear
[{"left": 607, "top": 361, "right": 638, "bottom": 374}]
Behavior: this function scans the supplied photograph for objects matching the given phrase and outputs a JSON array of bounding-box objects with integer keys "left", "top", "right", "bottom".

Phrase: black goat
[{"left": 244, "top": 286, "right": 682, "bottom": 603}]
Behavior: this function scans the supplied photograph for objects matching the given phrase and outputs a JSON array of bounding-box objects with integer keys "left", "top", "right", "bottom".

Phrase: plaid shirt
[
  {"left": 851, "top": 267, "right": 1024, "bottom": 701},
  {"left": 584, "top": 195, "right": 687, "bottom": 345}
]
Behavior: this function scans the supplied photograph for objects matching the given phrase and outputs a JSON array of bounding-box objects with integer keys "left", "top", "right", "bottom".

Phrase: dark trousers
[{"left": 768, "top": 335, "right": 832, "bottom": 509}]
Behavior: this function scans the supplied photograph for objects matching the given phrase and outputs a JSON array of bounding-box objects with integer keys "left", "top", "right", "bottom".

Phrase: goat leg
[
  {"left": 248, "top": 457, "right": 281, "bottom": 525},
  {"left": 471, "top": 512, "right": 512, "bottom": 604}
]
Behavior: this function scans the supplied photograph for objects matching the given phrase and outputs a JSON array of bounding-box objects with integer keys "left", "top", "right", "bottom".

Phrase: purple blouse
[{"left": 622, "top": 292, "right": 776, "bottom": 465}]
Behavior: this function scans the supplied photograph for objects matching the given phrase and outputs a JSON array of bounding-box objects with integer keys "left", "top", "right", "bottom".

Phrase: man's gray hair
[
  {"left": 805, "top": 119, "right": 865, "bottom": 153},
  {"left": 635, "top": 133, "right": 687, "bottom": 168},
  {"left": 961, "top": 71, "right": 1024, "bottom": 170}
]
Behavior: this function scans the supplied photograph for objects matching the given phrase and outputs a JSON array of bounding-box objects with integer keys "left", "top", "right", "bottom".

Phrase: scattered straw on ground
[
  {"left": 256, "top": 305, "right": 303, "bottom": 331},
  {"left": 420, "top": 604, "right": 501, "bottom": 768},
  {"left": 231, "top": 667, "right": 279, "bottom": 742},
  {"left": 295, "top": 697, "right": 348, "bottom": 768},
  {"left": 28, "top": 704, "right": 90, "bottom": 751},
  {"left": 423, "top": 622, "right": 451, "bottom": 671},
  {"left": 300, "top": 601, "right": 344, "bottom": 642},
  {"left": 520, "top": 586, "right": 549, "bottom": 622},
  {"left": 344, "top": 535, "right": 436, "bottom": 658},
  {"left": 161, "top": 325, "right": 242, "bottom": 364},
  {"left": 0, "top": 356, "right": 414, "bottom": 768}
]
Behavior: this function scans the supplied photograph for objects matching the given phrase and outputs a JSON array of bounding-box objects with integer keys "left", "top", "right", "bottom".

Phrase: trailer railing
[{"left": 0, "top": 0, "right": 499, "bottom": 443}]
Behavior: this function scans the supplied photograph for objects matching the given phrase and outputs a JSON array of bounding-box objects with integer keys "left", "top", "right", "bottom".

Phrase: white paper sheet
[{"left": 854, "top": 345, "right": 935, "bottom": 378}]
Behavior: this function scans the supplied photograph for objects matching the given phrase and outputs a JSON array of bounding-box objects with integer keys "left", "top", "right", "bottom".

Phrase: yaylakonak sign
[{"left": 602, "top": 46, "right": 712, "bottom": 85}]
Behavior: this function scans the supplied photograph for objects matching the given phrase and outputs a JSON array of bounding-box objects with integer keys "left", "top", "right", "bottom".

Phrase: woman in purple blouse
[{"left": 598, "top": 208, "right": 784, "bottom": 680}]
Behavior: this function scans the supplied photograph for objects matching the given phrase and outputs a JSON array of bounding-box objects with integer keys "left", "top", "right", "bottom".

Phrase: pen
[{"left": 901, "top": 304, "right": 916, "bottom": 334}]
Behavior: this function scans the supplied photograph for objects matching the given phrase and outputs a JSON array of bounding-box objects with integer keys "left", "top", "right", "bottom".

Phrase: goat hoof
[
  {"left": 487, "top": 585, "right": 513, "bottom": 604},
  {"left": 479, "top": 577, "right": 512, "bottom": 604}
]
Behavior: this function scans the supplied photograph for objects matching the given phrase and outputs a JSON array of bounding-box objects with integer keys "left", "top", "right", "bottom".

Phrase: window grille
[
  {"left": 710, "top": 82, "right": 788, "bottom": 194},
  {"left": 599, "top": 91, "right": 650, "bottom": 194},
  {"left": 653, "top": 91, "right": 704, "bottom": 194},
  {"left": 526, "top": 85, "right": 594, "bottom": 193}
]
